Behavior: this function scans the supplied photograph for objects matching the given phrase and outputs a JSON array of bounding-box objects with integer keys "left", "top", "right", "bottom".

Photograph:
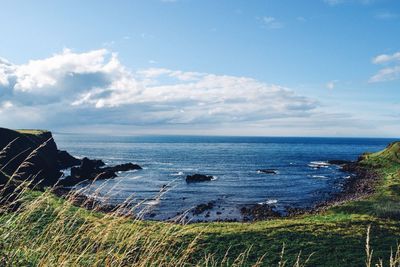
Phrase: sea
[{"left": 54, "top": 134, "right": 397, "bottom": 222}]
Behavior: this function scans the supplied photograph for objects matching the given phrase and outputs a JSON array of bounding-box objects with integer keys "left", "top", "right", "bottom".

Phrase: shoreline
[
  {"left": 52, "top": 158, "right": 381, "bottom": 223},
  {"left": 0, "top": 127, "right": 384, "bottom": 223}
]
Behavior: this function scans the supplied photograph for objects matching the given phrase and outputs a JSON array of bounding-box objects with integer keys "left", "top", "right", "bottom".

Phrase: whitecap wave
[
  {"left": 258, "top": 199, "right": 278, "bottom": 205},
  {"left": 312, "top": 175, "right": 327, "bottom": 178},
  {"left": 310, "top": 161, "right": 330, "bottom": 166},
  {"left": 170, "top": 171, "right": 184, "bottom": 176},
  {"left": 308, "top": 161, "right": 330, "bottom": 169},
  {"left": 144, "top": 199, "right": 160, "bottom": 206}
]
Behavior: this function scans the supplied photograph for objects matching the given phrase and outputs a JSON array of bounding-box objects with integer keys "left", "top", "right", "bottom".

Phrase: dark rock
[
  {"left": 64, "top": 159, "right": 142, "bottom": 186},
  {"left": 0, "top": 128, "right": 54, "bottom": 177},
  {"left": 93, "top": 171, "right": 117, "bottom": 180},
  {"left": 70, "top": 157, "right": 105, "bottom": 179},
  {"left": 0, "top": 171, "right": 21, "bottom": 209},
  {"left": 328, "top": 160, "right": 352, "bottom": 165},
  {"left": 11, "top": 138, "right": 62, "bottom": 187},
  {"left": 186, "top": 174, "right": 213, "bottom": 182},
  {"left": 57, "top": 150, "right": 81, "bottom": 169},
  {"left": 240, "top": 204, "right": 280, "bottom": 221},
  {"left": 192, "top": 202, "right": 214, "bottom": 215},
  {"left": 257, "top": 169, "right": 278, "bottom": 174},
  {"left": 102, "top": 163, "right": 142, "bottom": 172},
  {"left": 0, "top": 138, "right": 33, "bottom": 175}
]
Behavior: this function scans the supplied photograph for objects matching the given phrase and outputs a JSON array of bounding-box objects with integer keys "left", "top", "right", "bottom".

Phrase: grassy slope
[{"left": 1, "top": 143, "right": 400, "bottom": 266}]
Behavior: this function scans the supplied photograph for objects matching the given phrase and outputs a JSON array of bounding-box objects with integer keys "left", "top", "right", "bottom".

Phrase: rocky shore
[
  {"left": 231, "top": 157, "right": 381, "bottom": 221},
  {"left": 0, "top": 127, "right": 385, "bottom": 222},
  {"left": 0, "top": 127, "right": 142, "bottom": 209}
]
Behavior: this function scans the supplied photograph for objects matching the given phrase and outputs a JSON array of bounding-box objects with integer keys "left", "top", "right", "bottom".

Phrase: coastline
[
  {"left": 1, "top": 129, "right": 400, "bottom": 266},
  {"left": 52, "top": 158, "right": 382, "bottom": 223},
  {"left": 0, "top": 127, "right": 388, "bottom": 223}
]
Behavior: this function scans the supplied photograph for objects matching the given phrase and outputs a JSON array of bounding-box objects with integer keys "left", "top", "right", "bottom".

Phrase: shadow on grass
[{"left": 188, "top": 221, "right": 400, "bottom": 267}]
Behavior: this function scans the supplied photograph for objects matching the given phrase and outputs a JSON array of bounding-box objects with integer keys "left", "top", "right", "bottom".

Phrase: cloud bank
[{"left": 0, "top": 49, "right": 320, "bottom": 132}]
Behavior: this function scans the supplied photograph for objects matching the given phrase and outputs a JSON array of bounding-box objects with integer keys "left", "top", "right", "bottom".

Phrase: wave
[
  {"left": 170, "top": 171, "right": 184, "bottom": 176},
  {"left": 258, "top": 199, "right": 278, "bottom": 205},
  {"left": 311, "top": 175, "right": 327, "bottom": 178},
  {"left": 127, "top": 175, "right": 143, "bottom": 180},
  {"left": 310, "top": 161, "right": 331, "bottom": 166},
  {"left": 308, "top": 161, "right": 331, "bottom": 169},
  {"left": 144, "top": 199, "right": 160, "bottom": 206}
]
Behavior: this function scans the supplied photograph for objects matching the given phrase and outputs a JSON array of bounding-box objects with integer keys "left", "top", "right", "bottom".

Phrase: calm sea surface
[{"left": 54, "top": 134, "right": 397, "bottom": 221}]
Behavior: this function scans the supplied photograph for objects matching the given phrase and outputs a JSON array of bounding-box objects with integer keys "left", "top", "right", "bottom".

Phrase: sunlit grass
[{"left": 15, "top": 129, "right": 48, "bottom": 136}]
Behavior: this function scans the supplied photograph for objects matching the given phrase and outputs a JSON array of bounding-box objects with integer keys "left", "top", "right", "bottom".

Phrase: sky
[{"left": 0, "top": 0, "right": 399, "bottom": 137}]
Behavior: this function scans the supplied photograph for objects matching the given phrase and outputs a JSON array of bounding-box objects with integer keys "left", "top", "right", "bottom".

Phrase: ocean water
[{"left": 54, "top": 134, "right": 397, "bottom": 221}]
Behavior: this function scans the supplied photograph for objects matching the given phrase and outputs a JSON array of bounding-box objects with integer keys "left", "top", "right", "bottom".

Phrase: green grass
[
  {"left": 1, "top": 143, "right": 400, "bottom": 266},
  {"left": 16, "top": 129, "right": 49, "bottom": 136}
]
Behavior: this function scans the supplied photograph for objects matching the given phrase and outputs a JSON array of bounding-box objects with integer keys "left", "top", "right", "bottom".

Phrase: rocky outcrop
[
  {"left": 0, "top": 128, "right": 141, "bottom": 190},
  {"left": 70, "top": 157, "right": 105, "bottom": 179},
  {"left": 11, "top": 138, "right": 62, "bottom": 187},
  {"left": 61, "top": 158, "right": 142, "bottom": 186},
  {"left": 57, "top": 150, "right": 81, "bottom": 169},
  {"left": 186, "top": 174, "right": 213, "bottom": 183}
]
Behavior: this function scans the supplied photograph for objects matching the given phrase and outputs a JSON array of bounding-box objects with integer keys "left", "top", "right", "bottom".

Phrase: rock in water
[
  {"left": 70, "top": 157, "right": 105, "bottom": 179},
  {"left": 257, "top": 169, "right": 278, "bottom": 174},
  {"left": 57, "top": 150, "right": 81, "bottom": 169},
  {"left": 186, "top": 174, "right": 213, "bottom": 182},
  {"left": 102, "top": 163, "right": 142, "bottom": 172},
  {"left": 94, "top": 171, "right": 118, "bottom": 180},
  {"left": 63, "top": 159, "right": 142, "bottom": 185}
]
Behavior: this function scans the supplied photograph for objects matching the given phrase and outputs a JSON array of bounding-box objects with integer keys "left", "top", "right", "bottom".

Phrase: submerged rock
[
  {"left": 257, "top": 169, "right": 278, "bottom": 174},
  {"left": 186, "top": 174, "right": 213, "bottom": 182}
]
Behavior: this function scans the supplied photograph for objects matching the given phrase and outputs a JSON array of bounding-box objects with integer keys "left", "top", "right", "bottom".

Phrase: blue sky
[{"left": 0, "top": 0, "right": 399, "bottom": 137}]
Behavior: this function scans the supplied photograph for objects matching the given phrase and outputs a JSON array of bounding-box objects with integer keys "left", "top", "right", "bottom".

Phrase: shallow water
[{"left": 54, "top": 134, "right": 396, "bottom": 221}]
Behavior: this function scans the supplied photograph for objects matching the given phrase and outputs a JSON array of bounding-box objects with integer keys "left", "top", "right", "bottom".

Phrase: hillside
[{"left": 0, "top": 131, "right": 399, "bottom": 266}]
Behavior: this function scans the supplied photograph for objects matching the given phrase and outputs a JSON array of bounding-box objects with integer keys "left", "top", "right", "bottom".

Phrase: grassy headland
[{"left": 0, "top": 140, "right": 400, "bottom": 266}]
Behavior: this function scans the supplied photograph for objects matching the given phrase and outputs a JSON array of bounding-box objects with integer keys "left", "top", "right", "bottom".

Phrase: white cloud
[
  {"left": 260, "top": 16, "right": 284, "bottom": 29},
  {"left": 369, "top": 65, "right": 400, "bottom": 83},
  {"left": 370, "top": 51, "right": 400, "bottom": 82},
  {"left": 326, "top": 80, "right": 337, "bottom": 89},
  {"left": 372, "top": 52, "right": 400, "bottom": 64},
  {"left": 0, "top": 49, "right": 319, "bottom": 130}
]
